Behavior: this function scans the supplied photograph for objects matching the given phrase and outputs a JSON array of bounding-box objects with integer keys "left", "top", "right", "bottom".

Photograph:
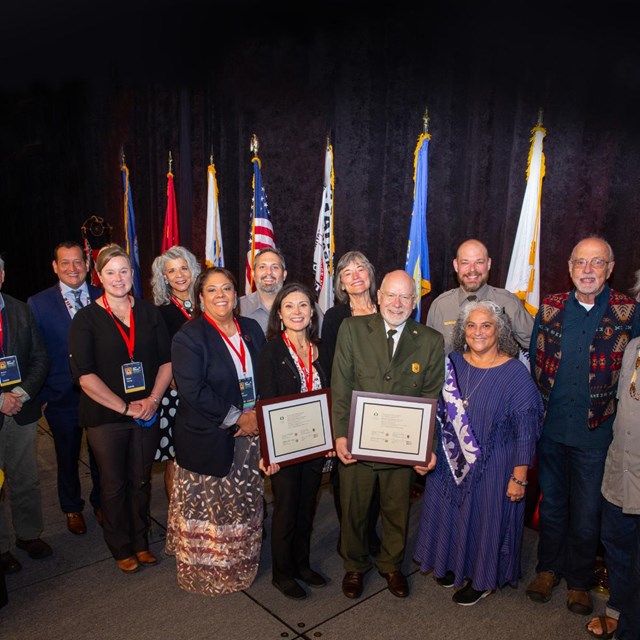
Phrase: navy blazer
[
  {"left": 171, "top": 315, "right": 266, "bottom": 477},
  {"left": 28, "top": 283, "right": 102, "bottom": 409},
  {"left": 0, "top": 293, "right": 49, "bottom": 428}
]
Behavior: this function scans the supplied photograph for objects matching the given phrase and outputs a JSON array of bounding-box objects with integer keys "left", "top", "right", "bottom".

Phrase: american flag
[{"left": 245, "top": 149, "right": 276, "bottom": 294}]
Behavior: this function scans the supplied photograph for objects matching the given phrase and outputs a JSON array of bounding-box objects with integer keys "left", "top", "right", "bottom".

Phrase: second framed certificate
[
  {"left": 347, "top": 390, "right": 437, "bottom": 466},
  {"left": 257, "top": 388, "right": 333, "bottom": 468}
]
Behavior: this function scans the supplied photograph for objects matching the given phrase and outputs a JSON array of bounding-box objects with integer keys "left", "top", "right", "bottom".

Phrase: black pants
[
  {"left": 270, "top": 457, "right": 325, "bottom": 582},
  {"left": 86, "top": 421, "right": 160, "bottom": 560}
]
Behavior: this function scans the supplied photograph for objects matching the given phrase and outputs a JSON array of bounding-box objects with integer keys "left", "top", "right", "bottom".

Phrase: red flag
[{"left": 162, "top": 171, "right": 179, "bottom": 252}]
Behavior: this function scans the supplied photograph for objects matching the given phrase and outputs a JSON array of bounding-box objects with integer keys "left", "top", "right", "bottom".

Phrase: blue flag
[
  {"left": 121, "top": 163, "right": 143, "bottom": 298},
  {"left": 404, "top": 133, "right": 431, "bottom": 322}
]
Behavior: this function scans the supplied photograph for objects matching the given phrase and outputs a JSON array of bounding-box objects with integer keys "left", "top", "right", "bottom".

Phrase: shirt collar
[
  {"left": 383, "top": 319, "right": 407, "bottom": 337},
  {"left": 60, "top": 282, "right": 89, "bottom": 296},
  {"left": 457, "top": 283, "right": 489, "bottom": 304},
  {"left": 0, "top": 293, "right": 4, "bottom": 311}
]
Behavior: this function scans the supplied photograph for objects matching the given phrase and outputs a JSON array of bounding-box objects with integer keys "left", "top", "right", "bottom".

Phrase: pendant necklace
[{"left": 462, "top": 354, "right": 498, "bottom": 409}]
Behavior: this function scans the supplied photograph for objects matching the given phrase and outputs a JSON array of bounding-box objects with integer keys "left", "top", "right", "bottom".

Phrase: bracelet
[
  {"left": 510, "top": 475, "right": 528, "bottom": 486},
  {"left": 121, "top": 402, "right": 129, "bottom": 416},
  {"left": 150, "top": 395, "right": 159, "bottom": 405}
]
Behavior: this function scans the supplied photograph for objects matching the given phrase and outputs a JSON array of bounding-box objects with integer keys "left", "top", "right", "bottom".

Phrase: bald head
[
  {"left": 453, "top": 239, "right": 491, "bottom": 293},
  {"left": 377, "top": 270, "right": 417, "bottom": 327}
]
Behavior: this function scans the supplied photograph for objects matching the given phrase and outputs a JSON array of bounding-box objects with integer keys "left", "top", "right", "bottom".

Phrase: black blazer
[
  {"left": 258, "top": 335, "right": 328, "bottom": 400},
  {"left": 171, "top": 315, "right": 265, "bottom": 477},
  {"left": 0, "top": 293, "right": 49, "bottom": 428}
]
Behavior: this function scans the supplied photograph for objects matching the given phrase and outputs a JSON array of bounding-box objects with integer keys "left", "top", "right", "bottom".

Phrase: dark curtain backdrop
[{"left": 2, "top": 2, "right": 639, "bottom": 310}]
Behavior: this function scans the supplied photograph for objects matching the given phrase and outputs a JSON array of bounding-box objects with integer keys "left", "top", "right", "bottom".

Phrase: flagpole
[{"left": 249, "top": 134, "right": 259, "bottom": 292}]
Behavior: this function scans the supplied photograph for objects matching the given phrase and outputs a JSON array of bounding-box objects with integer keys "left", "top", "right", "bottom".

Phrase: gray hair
[
  {"left": 451, "top": 300, "right": 519, "bottom": 357},
  {"left": 334, "top": 250, "right": 377, "bottom": 304},
  {"left": 150, "top": 245, "right": 201, "bottom": 305}
]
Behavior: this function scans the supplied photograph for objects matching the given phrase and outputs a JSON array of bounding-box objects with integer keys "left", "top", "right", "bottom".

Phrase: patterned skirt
[
  {"left": 165, "top": 435, "right": 264, "bottom": 596},
  {"left": 154, "top": 389, "right": 179, "bottom": 462}
]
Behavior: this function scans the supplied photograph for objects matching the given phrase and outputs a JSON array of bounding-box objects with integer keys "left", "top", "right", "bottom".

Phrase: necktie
[
  {"left": 71, "top": 289, "right": 84, "bottom": 311},
  {"left": 466, "top": 295, "right": 478, "bottom": 303},
  {"left": 387, "top": 329, "right": 397, "bottom": 361}
]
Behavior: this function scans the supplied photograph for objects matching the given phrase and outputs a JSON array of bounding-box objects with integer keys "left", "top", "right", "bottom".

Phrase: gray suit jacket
[
  {"left": 0, "top": 293, "right": 49, "bottom": 428},
  {"left": 331, "top": 313, "right": 444, "bottom": 441}
]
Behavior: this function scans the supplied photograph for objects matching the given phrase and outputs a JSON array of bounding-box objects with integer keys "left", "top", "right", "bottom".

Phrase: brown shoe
[
  {"left": 525, "top": 571, "right": 560, "bottom": 603},
  {"left": 567, "top": 589, "right": 593, "bottom": 615},
  {"left": 342, "top": 571, "right": 364, "bottom": 599},
  {"left": 379, "top": 570, "right": 409, "bottom": 598},
  {"left": 66, "top": 512, "right": 87, "bottom": 535},
  {"left": 135, "top": 550, "right": 158, "bottom": 566},
  {"left": 116, "top": 556, "right": 140, "bottom": 574}
]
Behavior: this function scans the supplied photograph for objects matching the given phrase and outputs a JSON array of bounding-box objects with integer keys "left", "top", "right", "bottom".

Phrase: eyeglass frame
[
  {"left": 569, "top": 257, "right": 612, "bottom": 270},
  {"left": 378, "top": 290, "right": 415, "bottom": 304}
]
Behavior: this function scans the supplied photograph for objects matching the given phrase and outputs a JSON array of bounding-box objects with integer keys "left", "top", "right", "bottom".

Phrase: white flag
[
  {"left": 205, "top": 163, "right": 224, "bottom": 267},
  {"left": 505, "top": 124, "right": 546, "bottom": 316},
  {"left": 313, "top": 143, "right": 335, "bottom": 313}
]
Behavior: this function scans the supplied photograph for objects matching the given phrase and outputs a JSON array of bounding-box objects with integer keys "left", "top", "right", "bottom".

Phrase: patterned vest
[{"left": 534, "top": 290, "right": 636, "bottom": 429}]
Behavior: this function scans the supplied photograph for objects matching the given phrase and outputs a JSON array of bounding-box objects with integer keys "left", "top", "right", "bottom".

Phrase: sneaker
[
  {"left": 452, "top": 581, "right": 493, "bottom": 606},
  {"left": 15, "top": 538, "right": 53, "bottom": 560},
  {"left": 526, "top": 570, "right": 560, "bottom": 603},
  {"left": 436, "top": 570, "right": 455, "bottom": 588},
  {"left": 295, "top": 568, "right": 327, "bottom": 588}
]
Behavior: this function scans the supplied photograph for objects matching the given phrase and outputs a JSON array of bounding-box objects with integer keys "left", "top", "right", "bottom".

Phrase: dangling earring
[
  {"left": 163, "top": 276, "right": 169, "bottom": 284},
  {"left": 233, "top": 298, "right": 238, "bottom": 310}
]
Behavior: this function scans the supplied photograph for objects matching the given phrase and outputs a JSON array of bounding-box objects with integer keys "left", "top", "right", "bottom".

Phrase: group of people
[{"left": 0, "top": 235, "right": 638, "bottom": 640}]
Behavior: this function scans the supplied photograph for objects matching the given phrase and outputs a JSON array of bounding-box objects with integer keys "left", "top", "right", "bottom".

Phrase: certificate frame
[
  {"left": 347, "top": 390, "right": 437, "bottom": 466},
  {"left": 257, "top": 388, "right": 333, "bottom": 468}
]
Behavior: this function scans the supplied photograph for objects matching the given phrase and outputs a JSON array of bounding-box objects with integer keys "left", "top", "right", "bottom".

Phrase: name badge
[
  {"left": 0, "top": 355, "right": 22, "bottom": 387},
  {"left": 239, "top": 376, "right": 255, "bottom": 409},
  {"left": 122, "top": 361, "right": 146, "bottom": 394}
]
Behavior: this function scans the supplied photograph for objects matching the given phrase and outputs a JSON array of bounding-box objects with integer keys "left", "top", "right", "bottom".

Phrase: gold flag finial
[
  {"left": 120, "top": 147, "right": 125, "bottom": 168},
  {"left": 537, "top": 108, "right": 544, "bottom": 126},
  {"left": 423, "top": 108, "right": 430, "bottom": 134},
  {"left": 250, "top": 134, "right": 259, "bottom": 156},
  {"left": 168, "top": 151, "right": 173, "bottom": 173}
]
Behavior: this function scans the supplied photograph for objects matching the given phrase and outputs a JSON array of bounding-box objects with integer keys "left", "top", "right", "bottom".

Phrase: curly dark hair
[{"left": 451, "top": 300, "right": 519, "bottom": 357}]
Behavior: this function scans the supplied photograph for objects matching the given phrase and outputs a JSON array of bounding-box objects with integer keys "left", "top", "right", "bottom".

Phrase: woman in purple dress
[{"left": 414, "top": 300, "right": 543, "bottom": 606}]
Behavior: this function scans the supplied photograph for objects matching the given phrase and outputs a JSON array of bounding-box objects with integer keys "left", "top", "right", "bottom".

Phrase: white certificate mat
[
  {"left": 257, "top": 389, "right": 333, "bottom": 467},
  {"left": 348, "top": 390, "right": 437, "bottom": 465}
]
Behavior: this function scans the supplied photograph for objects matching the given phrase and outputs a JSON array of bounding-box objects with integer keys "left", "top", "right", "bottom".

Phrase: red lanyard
[
  {"left": 282, "top": 331, "right": 314, "bottom": 392},
  {"left": 102, "top": 295, "right": 136, "bottom": 360},
  {"left": 170, "top": 295, "right": 192, "bottom": 321},
  {"left": 204, "top": 314, "right": 247, "bottom": 373}
]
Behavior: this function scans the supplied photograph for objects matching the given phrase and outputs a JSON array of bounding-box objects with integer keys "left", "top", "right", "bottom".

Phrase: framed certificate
[
  {"left": 347, "top": 391, "right": 437, "bottom": 466},
  {"left": 257, "top": 388, "right": 333, "bottom": 468}
]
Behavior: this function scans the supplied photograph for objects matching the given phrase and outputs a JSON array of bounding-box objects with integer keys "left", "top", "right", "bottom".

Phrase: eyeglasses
[
  {"left": 630, "top": 350, "right": 640, "bottom": 401},
  {"left": 569, "top": 257, "right": 611, "bottom": 270},
  {"left": 379, "top": 291, "right": 415, "bottom": 303}
]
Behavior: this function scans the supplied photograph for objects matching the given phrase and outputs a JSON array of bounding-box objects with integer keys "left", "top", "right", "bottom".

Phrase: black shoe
[
  {"left": 452, "top": 581, "right": 493, "bottom": 606},
  {"left": 0, "top": 551, "right": 22, "bottom": 574},
  {"left": 295, "top": 568, "right": 327, "bottom": 588},
  {"left": 15, "top": 538, "right": 53, "bottom": 560},
  {"left": 272, "top": 578, "right": 307, "bottom": 600},
  {"left": 436, "top": 570, "right": 455, "bottom": 588}
]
